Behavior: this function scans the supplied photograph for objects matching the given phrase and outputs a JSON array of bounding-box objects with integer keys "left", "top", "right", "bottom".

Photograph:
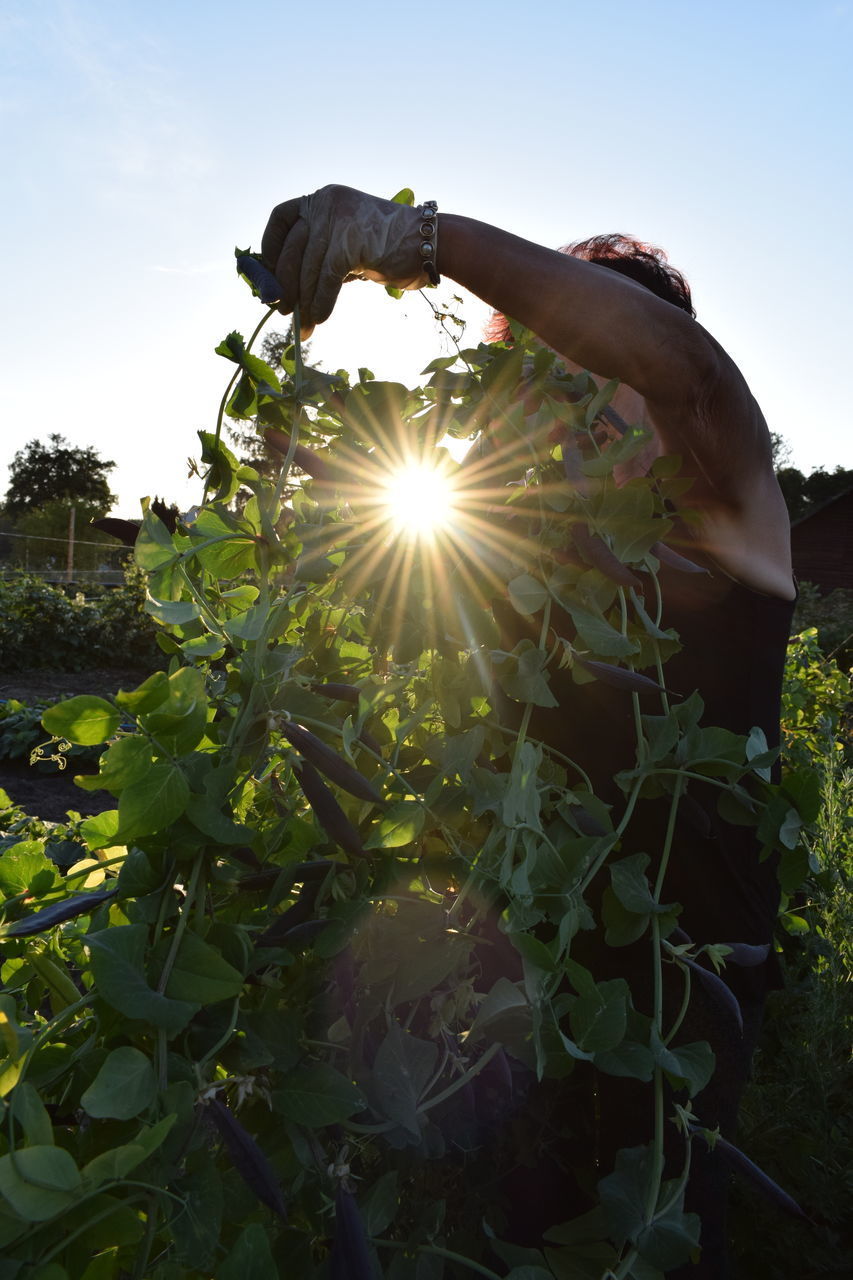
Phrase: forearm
[{"left": 438, "top": 213, "right": 715, "bottom": 403}]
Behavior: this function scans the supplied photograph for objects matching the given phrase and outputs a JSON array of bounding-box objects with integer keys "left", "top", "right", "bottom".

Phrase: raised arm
[{"left": 261, "top": 186, "right": 793, "bottom": 597}]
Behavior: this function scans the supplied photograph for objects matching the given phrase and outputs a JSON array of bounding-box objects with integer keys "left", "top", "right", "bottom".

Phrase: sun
[{"left": 382, "top": 462, "right": 457, "bottom": 539}]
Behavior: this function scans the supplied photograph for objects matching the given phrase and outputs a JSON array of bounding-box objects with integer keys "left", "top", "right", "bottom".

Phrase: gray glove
[{"left": 261, "top": 185, "right": 436, "bottom": 335}]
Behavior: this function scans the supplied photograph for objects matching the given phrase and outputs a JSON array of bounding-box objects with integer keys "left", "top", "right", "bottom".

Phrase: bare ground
[{"left": 0, "top": 668, "right": 154, "bottom": 824}]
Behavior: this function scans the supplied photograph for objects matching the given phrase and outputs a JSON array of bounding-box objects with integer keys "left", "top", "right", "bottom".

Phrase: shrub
[
  {"left": 793, "top": 583, "right": 853, "bottom": 670},
  {"left": 731, "top": 635, "right": 853, "bottom": 1278},
  {"left": 0, "top": 565, "right": 162, "bottom": 671}
]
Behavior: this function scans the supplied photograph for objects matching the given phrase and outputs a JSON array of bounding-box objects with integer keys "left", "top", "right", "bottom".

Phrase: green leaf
[
  {"left": 635, "top": 1199, "right": 701, "bottom": 1271},
  {"left": 138, "top": 666, "right": 209, "bottom": 755},
  {"left": 371, "top": 1022, "right": 438, "bottom": 1137},
  {"left": 602, "top": 887, "right": 650, "bottom": 947},
  {"left": 364, "top": 801, "right": 425, "bottom": 850},
  {"left": 79, "top": 809, "right": 120, "bottom": 852},
  {"left": 144, "top": 595, "right": 201, "bottom": 625},
  {"left": 598, "top": 1144, "right": 653, "bottom": 1244},
  {"left": 134, "top": 503, "right": 178, "bottom": 572},
  {"left": 570, "top": 982, "right": 627, "bottom": 1053},
  {"left": 609, "top": 854, "right": 677, "bottom": 921},
  {"left": 170, "top": 1159, "right": 222, "bottom": 1272},
  {"left": 0, "top": 1145, "right": 82, "bottom": 1221},
  {"left": 469, "top": 977, "right": 531, "bottom": 1042},
  {"left": 650, "top": 1031, "right": 715, "bottom": 1097},
  {"left": 86, "top": 925, "right": 198, "bottom": 1036},
  {"left": 274, "top": 1063, "right": 366, "bottom": 1127},
  {"left": 0, "top": 841, "right": 56, "bottom": 897},
  {"left": 199, "top": 430, "right": 241, "bottom": 504},
  {"left": 217, "top": 1223, "right": 278, "bottom": 1280},
  {"left": 42, "top": 696, "right": 120, "bottom": 746},
  {"left": 81, "top": 1115, "right": 176, "bottom": 1188},
  {"left": 81, "top": 1046, "right": 156, "bottom": 1120},
  {"left": 511, "top": 931, "right": 557, "bottom": 973},
  {"left": 508, "top": 573, "right": 549, "bottom": 616},
  {"left": 116, "top": 760, "right": 190, "bottom": 838},
  {"left": 390, "top": 187, "right": 415, "bottom": 205},
  {"left": 10, "top": 1083, "right": 54, "bottom": 1145},
  {"left": 115, "top": 671, "right": 170, "bottom": 714},
  {"left": 564, "top": 602, "right": 639, "bottom": 660},
  {"left": 76, "top": 735, "right": 152, "bottom": 795},
  {"left": 162, "top": 932, "right": 244, "bottom": 1004},
  {"left": 363, "top": 1169, "right": 400, "bottom": 1237},
  {"left": 494, "top": 640, "right": 559, "bottom": 708}
]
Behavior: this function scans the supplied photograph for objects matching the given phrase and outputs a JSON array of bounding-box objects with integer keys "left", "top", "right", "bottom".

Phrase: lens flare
[{"left": 383, "top": 463, "right": 456, "bottom": 539}]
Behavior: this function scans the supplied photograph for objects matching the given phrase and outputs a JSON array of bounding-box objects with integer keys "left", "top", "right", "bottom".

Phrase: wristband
[{"left": 418, "top": 201, "right": 440, "bottom": 286}]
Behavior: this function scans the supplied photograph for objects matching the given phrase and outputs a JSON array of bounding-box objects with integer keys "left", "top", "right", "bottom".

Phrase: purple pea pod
[
  {"left": 3, "top": 887, "right": 118, "bottom": 938},
  {"left": 207, "top": 1097, "right": 287, "bottom": 1219},
  {"left": 239, "top": 858, "right": 333, "bottom": 893},
  {"left": 675, "top": 953, "right": 744, "bottom": 1034},
  {"left": 651, "top": 540, "right": 709, "bottom": 575},
  {"left": 720, "top": 941, "right": 770, "bottom": 967},
  {"left": 235, "top": 252, "right": 283, "bottom": 307},
  {"left": 330, "top": 1186, "right": 377, "bottom": 1280},
  {"left": 262, "top": 426, "right": 334, "bottom": 483},
  {"left": 310, "top": 682, "right": 361, "bottom": 704},
  {"left": 294, "top": 759, "right": 367, "bottom": 859},
  {"left": 571, "top": 523, "right": 642, "bottom": 589},
  {"left": 282, "top": 723, "right": 383, "bottom": 806},
  {"left": 690, "top": 1126, "right": 808, "bottom": 1220},
  {"left": 576, "top": 658, "right": 665, "bottom": 695}
]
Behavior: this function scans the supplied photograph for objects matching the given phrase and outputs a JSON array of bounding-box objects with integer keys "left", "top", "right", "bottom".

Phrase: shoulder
[{"left": 640, "top": 325, "right": 795, "bottom": 599}]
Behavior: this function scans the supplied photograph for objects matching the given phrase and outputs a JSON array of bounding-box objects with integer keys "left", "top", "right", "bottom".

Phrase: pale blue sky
[{"left": 1, "top": 0, "right": 851, "bottom": 514}]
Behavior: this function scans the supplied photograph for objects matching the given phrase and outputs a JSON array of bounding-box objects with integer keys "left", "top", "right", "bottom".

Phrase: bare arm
[
  {"left": 438, "top": 214, "right": 771, "bottom": 511},
  {"left": 261, "top": 186, "right": 792, "bottom": 597}
]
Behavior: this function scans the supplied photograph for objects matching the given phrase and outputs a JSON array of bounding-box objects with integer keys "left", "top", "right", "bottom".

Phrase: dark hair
[{"left": 484, "top": 232, "right": 695, "bottom": 343}]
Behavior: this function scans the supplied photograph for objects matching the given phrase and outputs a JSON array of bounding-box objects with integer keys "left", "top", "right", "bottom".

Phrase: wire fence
[{"left": 0, "top": 529, "right": 130, "bottom": 587}]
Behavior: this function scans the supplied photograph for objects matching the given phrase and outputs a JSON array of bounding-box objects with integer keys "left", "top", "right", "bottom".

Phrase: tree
[
  {"left": 776, "top": 463, "right": 853, "bottom": 523},
  {"left": 4, "top": 433, "right": 116, "bottom": 517}
]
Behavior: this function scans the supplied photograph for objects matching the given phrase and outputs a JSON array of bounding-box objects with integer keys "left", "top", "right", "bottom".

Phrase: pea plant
[{"left": 0, "top": 267, "right": 812, "bottom": 1280}]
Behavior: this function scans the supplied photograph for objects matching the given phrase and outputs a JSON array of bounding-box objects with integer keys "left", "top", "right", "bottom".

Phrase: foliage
[
  {"left": 792, "top": 583, "right": 853, "bottom": 669},
  {"left": 226, "top": 328, "right": 313, "bottom": 487},
  {"left": 3, "top": 434, "right": 116, "bottom": 519},
  {"left": 0, "top": 297, "right": 821, "bottom": 1279},
  {"left": 0, "top": 565, "right": 163, "bottom": 671},
  {"left": 732, "top": 635, "right": 852, "bottom": 1278}
]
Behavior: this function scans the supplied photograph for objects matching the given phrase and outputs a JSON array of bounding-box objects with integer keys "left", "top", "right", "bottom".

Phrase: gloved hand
[{"left": 261, "top": 185, "right": 437, "bottom": 336}]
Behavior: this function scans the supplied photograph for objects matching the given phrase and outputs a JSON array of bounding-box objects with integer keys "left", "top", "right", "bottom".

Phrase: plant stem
[{"left": 156, "top": 854, "right": 204, "bottom": 995}]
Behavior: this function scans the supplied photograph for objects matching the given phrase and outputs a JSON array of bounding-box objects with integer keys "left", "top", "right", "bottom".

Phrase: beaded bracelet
[{"left": 418, "top": 201, "right": 440, "bottom": 285}]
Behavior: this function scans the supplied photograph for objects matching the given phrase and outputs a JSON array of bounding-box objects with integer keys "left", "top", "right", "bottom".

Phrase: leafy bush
[
  {"left": 0, "top": 565, "right": 162, "bottom": 671},
  {"left": 731, "top": 634, "right": 852, "bottom": 1278},
  {"left": 792, "top": 583, "right": 853, "bottom": 670}
]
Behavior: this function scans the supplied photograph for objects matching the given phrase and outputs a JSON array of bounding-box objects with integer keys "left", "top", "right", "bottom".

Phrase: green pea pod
[{"left": 282, "top": 723, "right": 383, "bottom": 805}]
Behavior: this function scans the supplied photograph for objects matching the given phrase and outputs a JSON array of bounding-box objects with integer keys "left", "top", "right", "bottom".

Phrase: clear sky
[{"left": 2, "top": 0, "right": 851, "bottom": 515}]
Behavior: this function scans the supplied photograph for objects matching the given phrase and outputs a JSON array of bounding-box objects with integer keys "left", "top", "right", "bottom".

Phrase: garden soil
[{"left": 0, "top": 668, "right": 153, "bottom": 824}]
